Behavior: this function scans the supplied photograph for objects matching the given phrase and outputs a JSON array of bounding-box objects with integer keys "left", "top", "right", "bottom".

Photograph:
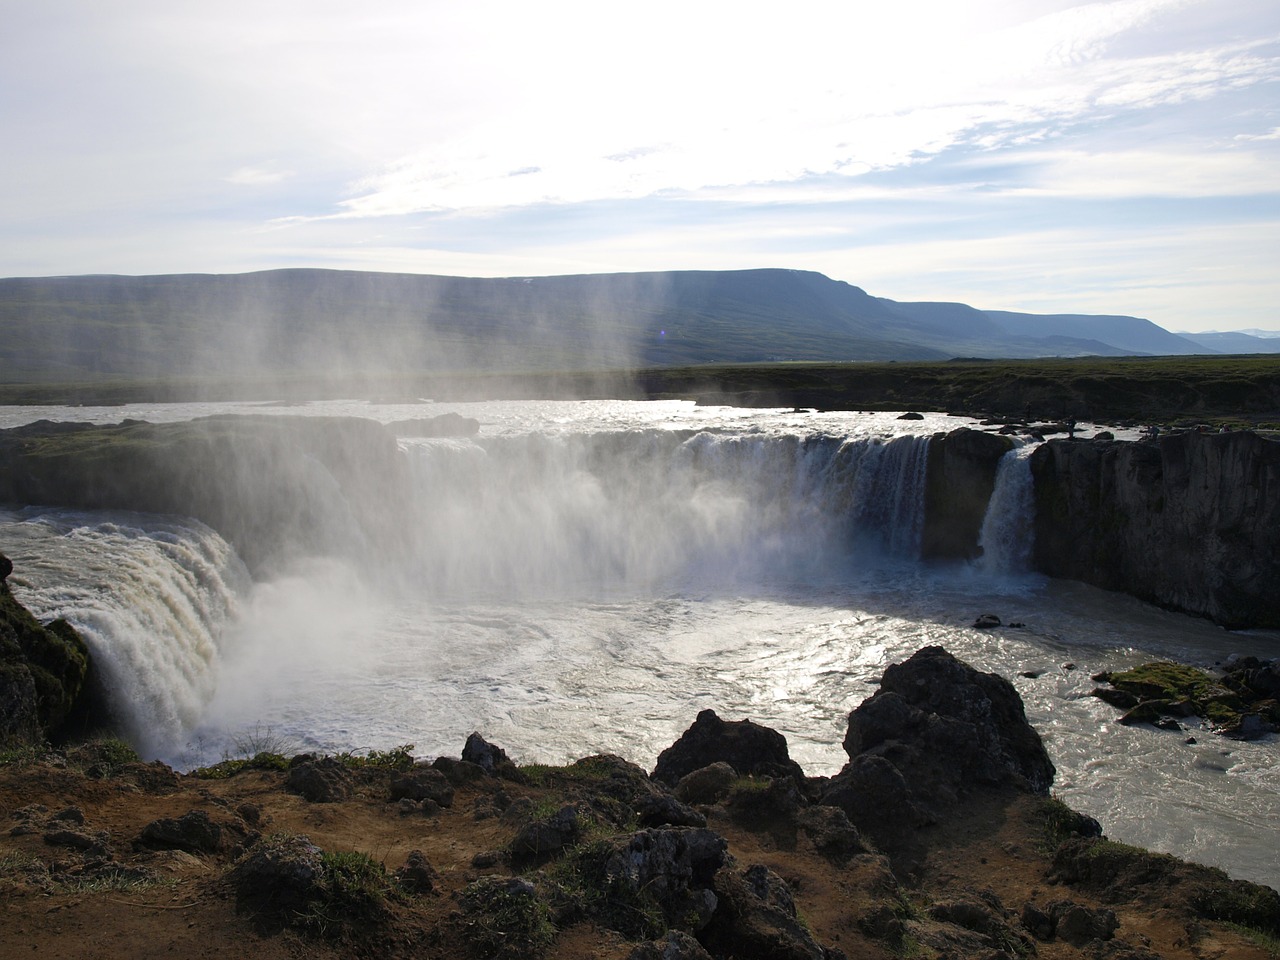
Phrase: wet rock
[
  {"left": 973, "top": 613, "right": 1002, "bottom": 629},
  {"left": 389, "top": 767, "right": 455, "bottom": 807},
  {"left": 652, "top": 709, "right": 806, "bottom": 787},
  {"left": 136, "top": 809, "right": 223, "bottom": 855},
  {"left": 285, "top": 756, "right": 354, "bottom": 803},
  {"left": 897, "top": 412, "right": 924, "bottom": 420}
]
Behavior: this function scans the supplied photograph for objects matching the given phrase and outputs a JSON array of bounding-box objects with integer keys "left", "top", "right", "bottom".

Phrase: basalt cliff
[
  {"left": 0, "top": 418, "right": 1276, "bottom": 627},
  {"left": 1029, "top": 430, "right": 1280, "bottom": 629}
]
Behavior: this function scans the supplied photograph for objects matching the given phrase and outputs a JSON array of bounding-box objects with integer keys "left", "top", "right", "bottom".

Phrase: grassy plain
[{"left": 2, "top": 355, "right": 1278, "bottom": 426}]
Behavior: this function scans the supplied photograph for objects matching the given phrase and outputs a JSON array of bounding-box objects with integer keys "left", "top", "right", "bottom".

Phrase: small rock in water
[{"left": 973, "top": 614, "right": 1002, "bottom": 629}]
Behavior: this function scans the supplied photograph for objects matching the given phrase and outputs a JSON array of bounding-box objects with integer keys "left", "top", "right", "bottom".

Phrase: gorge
[{"left": 1, "top": 400, "right": 1277, "bottom": 890}]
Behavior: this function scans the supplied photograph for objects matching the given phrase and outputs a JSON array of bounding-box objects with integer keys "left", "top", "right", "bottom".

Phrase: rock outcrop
[
  {"left": 922, "top": 428, "right": 1014, "bottom": 561},
  {"left": 651, "top": 709, "right": 806, "bottom": 787},
  {"left": 1030, "top": 430, "right": 1280, "bottom": 628},
  {"left": 0, "top": 415, "right": 414, "bottom": 573},
  {"left": 821, "top": 646, "right": 1054, "bottom": 849},
  {"left": 1, "top": 554, "right": 93, "bottom": 745}
]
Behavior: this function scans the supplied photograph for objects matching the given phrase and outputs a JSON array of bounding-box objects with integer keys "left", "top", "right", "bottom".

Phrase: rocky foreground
[{"left": 3, "top": 645, "right": 1279, "bottom": 960}]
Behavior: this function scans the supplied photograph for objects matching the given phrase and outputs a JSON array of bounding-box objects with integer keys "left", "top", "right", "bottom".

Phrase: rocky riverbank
[{"left": 3, "top": 643, "right": 1277, "bottom": 960}]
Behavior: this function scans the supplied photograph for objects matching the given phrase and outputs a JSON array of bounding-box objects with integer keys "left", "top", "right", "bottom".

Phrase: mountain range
[{"left": 0, "top": 267, "right": 1269, "bottom": 382}]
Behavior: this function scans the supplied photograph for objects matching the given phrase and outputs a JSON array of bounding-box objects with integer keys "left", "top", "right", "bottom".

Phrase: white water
[{"left": 1, "top": 400, "right": 1276, "bottom": 889}]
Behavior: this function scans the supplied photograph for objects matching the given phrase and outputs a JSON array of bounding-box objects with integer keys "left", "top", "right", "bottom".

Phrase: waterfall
[
  {"left": 976, "top": 445, "right": 1036, "bottom": 575},
  {"left": 2, "top": 509, "right": 247, "bottom": 756},
  {"left": 400, "top": 430, "right": 933, "bottom": 596}
]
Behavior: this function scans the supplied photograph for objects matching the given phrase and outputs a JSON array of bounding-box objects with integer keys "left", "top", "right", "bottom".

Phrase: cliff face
[
  {"left": 1030, "top": 431, "right": 1280, "bottom": 628},
  {"left": 1, "top": 556, "right": 93, "bottom": 745},
  {"left": 922, "top": 428, "right": 1014, "bottom": 561},
  {"left": 0, "top": 415, "right": 414, "bottom": 574}
]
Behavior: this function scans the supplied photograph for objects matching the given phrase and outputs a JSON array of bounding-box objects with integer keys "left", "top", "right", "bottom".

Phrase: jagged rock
[
  {"left": 652, "top": 709, "right": 805, "bottom": 787},
  {"left": 726, "top": 775, "right": 804, "bottom": 828},
  {"left": 394, "top": 849, "right": 439, "bottom": 894},
  {"left": 797, "top": 805, "right": 872, "bottom": 864},
  {"left": 1, "top": 560, "right": 93, "bottom": 742},
  {"left": 922, "top": 428, "right": 1014, "bottom": 561},
  {"left": 431, "top": 755, "right": 489, "bottom": 785},
  {"left": 461, "top": 732, "right": 525, "bottom": 781},
  {"left": 136, "top": 810, "right": 223, "bottom": 855},
  {"left": 229, "top": 833, "right": 324, "bottom": 916},
  {"left": 578, "top": 827, "right": 727, "bottom": 934},
  {"left": 634, "top": 791, "right": 707, "bottom": 829},
  {"left": 509, "top": 804, "right": 583, "bottom": 860},
  {"left": 822, "top": 647, "right": 1054, "bottom": 848},
  {"left": 700, "top": 864, "right": 828, "bottom": 960},
  {"left": 285, "top": 756, "right": 354, "bottom": 803},
  {"left": 1030, "top": 431, "right": 1280, "bottom": 629},
  {"left": 627, "top": 930, "right": 715, "bottom": 960},
  {"left": 1050, "top": 900, "right": 1119, "bottom": 946},
  {"left": 389, "top": 768, "right": 455, "bottom": 807},
  {"left": 673, "top": 762, "right": 737, "bottom": 805}
]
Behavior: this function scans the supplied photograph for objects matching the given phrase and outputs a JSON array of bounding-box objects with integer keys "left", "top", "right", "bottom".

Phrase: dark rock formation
[
  {"left": 700, "top": 864, "right": 829, "bottom": 960},
  {"left": 388, "top": 768, "right": 456, "bottom": 807},
  {"left": 285, "top": 756, "right": 355, "bottom": 803},
  {"left": 822, "top": 646, "right": 1054, "bottom": 847},
  {"left": 651, "top": 709, "right": 806, "bottom": 787},
  {"left": 922, "top": 428, "right": 1014, "bottom": 561},
  {"left": 0, "top": 554, "right": 93, "bottom": 745},
  {"left": 461, "top": 732, "right": 525, "bottom": 782},
  {"left": 136, "top": 809, "right": 224, "bottom": 855},
  {"left": 1030, "top": 430, "right": 1280, "bottom": 628}
]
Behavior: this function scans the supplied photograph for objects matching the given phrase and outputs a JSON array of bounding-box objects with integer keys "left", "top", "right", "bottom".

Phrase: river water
[{"left": 1, "top": 399, "right": 1276, "bottom": 888}]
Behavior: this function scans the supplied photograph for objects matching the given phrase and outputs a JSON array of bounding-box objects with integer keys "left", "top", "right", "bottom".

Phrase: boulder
[
  {"left": 699, "top": 864, "right": 828, "bottom": 960},
  {"left": 822, "top": 647, "right": 1054, "bottom": 845},
  {"left": 394, "top": 849, "right": 439, "bottom": 894},
  {"left": 136, "top": 809, "right": 223, "bottom": 855},
  {"left": 652, "top": 709, "right": 806, "bottom": 787},
  {"left": 285, "top": 756, "right": 354, "bottom": 803},
  {"left": 389, "top": 768, "right": 455, "bottom": 807},
  {"left": 673, "top": 762, "right": 737, "bottom": 805},
  {"left": 509, "top": 804, "right": 583, "bottom": 860},
  {"left": 461, "top": 732, "right": 525, "bottom": 781},
  {"left": 229, "top": 833, "right": 325, "bottom": 916}
]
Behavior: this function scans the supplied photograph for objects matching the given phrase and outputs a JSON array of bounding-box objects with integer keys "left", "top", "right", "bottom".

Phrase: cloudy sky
[{"left": 2, "top": 0, "right": 1277, "bottom": 332}]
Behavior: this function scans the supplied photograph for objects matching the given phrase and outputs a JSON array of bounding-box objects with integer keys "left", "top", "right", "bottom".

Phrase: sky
[{"left": 1, "top": 0, "right": 1278, "bottom": 333}]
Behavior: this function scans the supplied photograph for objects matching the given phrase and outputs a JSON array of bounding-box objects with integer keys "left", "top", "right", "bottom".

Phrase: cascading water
[
  {"left": 1, "top": 399, "right": 1276, "bottom": 890},
  {"left": 0, "top": 508, "right": 247, "bottom": 756},
  {"left": 976, "top": 445, "right": 1037, "bottom": 576}
]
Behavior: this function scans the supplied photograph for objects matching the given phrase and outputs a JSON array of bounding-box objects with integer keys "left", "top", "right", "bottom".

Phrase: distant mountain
[
  {"left": 0, "top": 268, "right": 1214, "bottom": 383},
  {"left": 1176, "top": 331, "right": 1280, "bottom": 355}
]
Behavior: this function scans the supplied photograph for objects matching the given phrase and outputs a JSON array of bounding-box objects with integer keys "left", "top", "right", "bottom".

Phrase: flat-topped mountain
[{"left": 0, "top": 268, "right": 1208, "bottom": 382}]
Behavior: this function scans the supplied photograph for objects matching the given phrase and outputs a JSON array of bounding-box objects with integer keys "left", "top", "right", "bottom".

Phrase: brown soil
[{"left": 0, "top": 753, "right": 1274, "bottom": 960}]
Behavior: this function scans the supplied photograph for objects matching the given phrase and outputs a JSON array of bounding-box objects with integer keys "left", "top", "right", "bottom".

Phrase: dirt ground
[{"left": 0, "top": 752, "right": 1274, "bottom": 960}]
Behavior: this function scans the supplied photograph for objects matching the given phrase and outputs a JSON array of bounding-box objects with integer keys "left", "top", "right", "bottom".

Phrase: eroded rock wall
[
  {"left": 922, "top": 428, "right": 1014, "bottom": 561},
  {"left": 1030, "top": 431, "right": 1280, "bottom": 628}
]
